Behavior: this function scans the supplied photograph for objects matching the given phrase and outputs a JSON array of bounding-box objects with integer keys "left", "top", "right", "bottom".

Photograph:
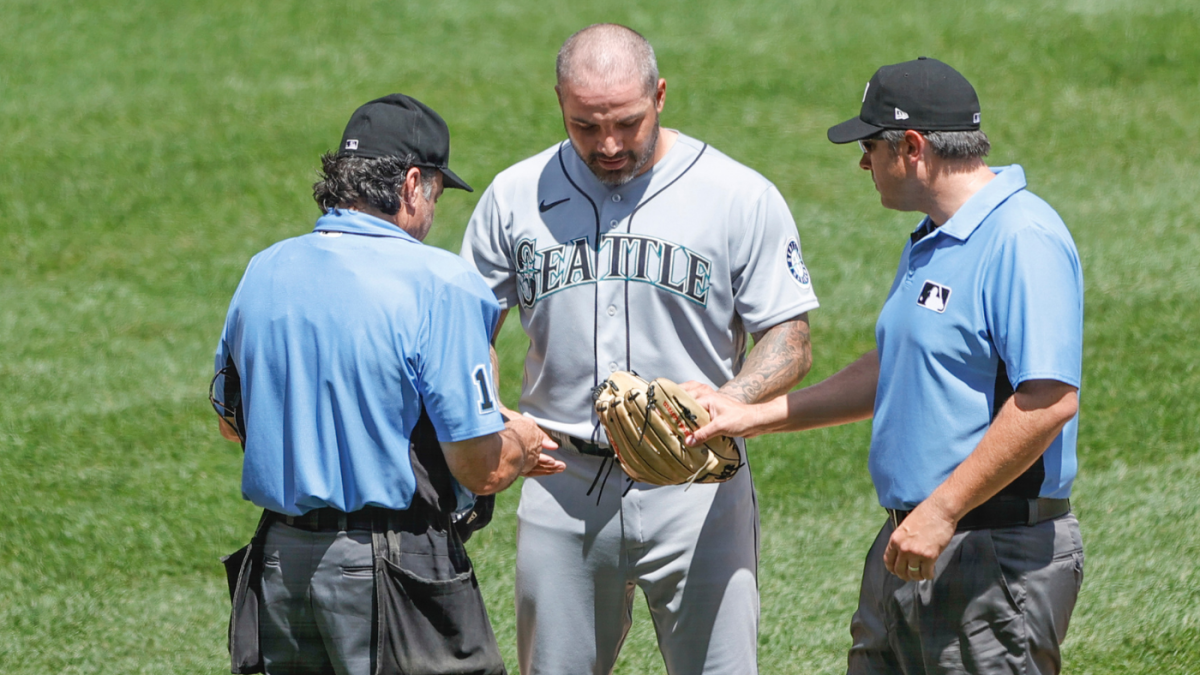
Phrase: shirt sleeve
[
  {"left": 460, "top": 183, "right": 518, "bottom": 309},
  {"left": 415, "top": 268, "right": 507, "bottom": 443},
  {"left": 212, "top": 268, "right": 250, "bottom": 409},
  {"left": 214, "top": 336, "right": 230, "bottom": 378},
  {"left": 984, "top": 224, "right": 1084, "bottom": 389},
  {"left": 731, "top": 185, "right": 820, "bottom": 334}
]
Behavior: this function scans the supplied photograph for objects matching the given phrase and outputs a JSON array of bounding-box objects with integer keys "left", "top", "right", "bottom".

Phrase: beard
[{"left": 584, "top": 123, "right": 660, "bottom": 186}]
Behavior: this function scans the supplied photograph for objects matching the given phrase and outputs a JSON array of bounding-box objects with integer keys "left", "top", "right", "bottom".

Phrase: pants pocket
[
  {"left": 340, "top": 564, "right": 374, "bottom": 579},
  {"left": 947, "top": 531, "right": 1025, "bottom": 674},
  {"left": 221, "top": 542, "right": 264, "bottom": 674},
  {"left": 374, "top": 558, "right": 506, "bottom": 675}
]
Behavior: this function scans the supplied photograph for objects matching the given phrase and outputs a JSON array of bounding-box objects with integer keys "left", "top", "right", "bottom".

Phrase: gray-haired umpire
[
  {"left": 211, "top": 94, "right": 563, "bottom": 675},
  {"left": 685, "top": 57, "right": 1085, "bottom": 674}
]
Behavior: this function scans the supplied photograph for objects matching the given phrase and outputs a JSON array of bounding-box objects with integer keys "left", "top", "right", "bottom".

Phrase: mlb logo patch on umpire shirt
[{"left": 917, "top": 281, "right": 950, "bottom": 313}]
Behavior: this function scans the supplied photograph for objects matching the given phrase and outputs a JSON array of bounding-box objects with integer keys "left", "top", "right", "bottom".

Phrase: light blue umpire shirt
[
  {"left": 215, "top": 209, "right": 506, "bottom": 516},
  {"left": 871, "top": 165, "right": 1083, "bottom": 511}
]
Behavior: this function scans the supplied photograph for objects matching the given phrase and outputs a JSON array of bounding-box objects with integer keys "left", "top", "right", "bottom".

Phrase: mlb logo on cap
[{"left": 344, "top": 139, "right": 359, "bottom": 150}]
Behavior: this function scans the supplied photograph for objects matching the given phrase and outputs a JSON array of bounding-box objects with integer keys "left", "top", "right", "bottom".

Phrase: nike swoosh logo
[{"left": 539, "top": 197, "right": 570, "bottom": 213}]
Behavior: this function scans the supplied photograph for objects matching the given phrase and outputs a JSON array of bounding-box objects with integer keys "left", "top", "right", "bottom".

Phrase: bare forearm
[
  {"left": 719, "top": 314, "right": 812, "bottom": 404},
  {"left": 922, "top": 381, "right": 1079, "bottom": 522},
  {"left": 443, "top": 396, "right": 563, "bottom": 493},
  {"left": 487, "top": 425, "right": 537, "bottom": 493},
  {"left": 778, "top": 349, "right": 879, "bottom": 432},
  {"left": 688, "top": 349, "right": 878, "bottom": 443},
  {"left": 443, "top": 424, "right": 530, "bottom": 496}
]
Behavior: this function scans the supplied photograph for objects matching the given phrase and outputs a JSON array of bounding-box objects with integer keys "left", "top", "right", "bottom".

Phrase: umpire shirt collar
[
  {"left": 313, "top": 208, "right": 420, "bottom": 243},
  {"left": 912, "top": 165, "right": 1026, "bottom": 244}
]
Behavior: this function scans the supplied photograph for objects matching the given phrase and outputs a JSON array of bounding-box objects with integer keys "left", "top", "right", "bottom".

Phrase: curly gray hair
[{"left": 312, "top": 153, "right": 437, "bottom": 215}]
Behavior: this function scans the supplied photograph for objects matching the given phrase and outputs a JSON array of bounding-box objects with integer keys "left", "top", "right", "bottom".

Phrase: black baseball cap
[
  {"left": 338, "top": 94, "right": 472, "bottom": 191},
  {"left": 827, "top": 57, "right": 981, "bottom": 144}
]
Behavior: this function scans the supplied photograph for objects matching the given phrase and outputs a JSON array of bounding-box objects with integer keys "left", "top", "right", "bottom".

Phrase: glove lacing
[{"left": 585, "top": 374, "right": 643, "bottom": 502}]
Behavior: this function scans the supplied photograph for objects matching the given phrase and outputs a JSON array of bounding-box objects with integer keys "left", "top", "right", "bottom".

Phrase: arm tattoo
[{"left": 718, "top": 314, "right": 812, "bottom": 404}]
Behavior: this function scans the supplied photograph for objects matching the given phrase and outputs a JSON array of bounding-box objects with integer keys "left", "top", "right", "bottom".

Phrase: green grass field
[{"left": 2, "top": 0, "right": 1198, "bottom": 672}]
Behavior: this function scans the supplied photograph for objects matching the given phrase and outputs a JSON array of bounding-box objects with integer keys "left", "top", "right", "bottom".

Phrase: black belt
[
  {"left": 887, "top": 497, "right": 1071, "bottom": 532},
  {"left": 545, "top": 430, "right": 615, "bottom": 458},
  {"left": 275, "top": 505, "right": 400, "bottom": 532}
]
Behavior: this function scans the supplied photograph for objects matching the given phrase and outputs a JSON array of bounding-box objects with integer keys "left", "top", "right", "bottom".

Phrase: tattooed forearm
[{"left": 718, "top": 314, "right": 812, "bottom": 404}]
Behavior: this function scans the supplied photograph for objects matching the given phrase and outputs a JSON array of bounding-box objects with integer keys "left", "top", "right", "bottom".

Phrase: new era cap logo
[
  {"left": 973, "top": 112, "right": 981, "bottom": 124},
  {"left": 917, "top": 281, "right": 951, "bottom": 313},
  {"left": 345, "top": 139, "right": 359, "bottom": 150},
  {"left": 894, "top": 108, "right": 909, "bottom": 120}
]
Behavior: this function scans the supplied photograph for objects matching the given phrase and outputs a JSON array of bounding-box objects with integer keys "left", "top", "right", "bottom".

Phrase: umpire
[
  {"left": 687, "top": 58, "right": 1085, "bottom": 673},
  {"left": 212, "top": 94, "right": 563, "bottom": 675}
]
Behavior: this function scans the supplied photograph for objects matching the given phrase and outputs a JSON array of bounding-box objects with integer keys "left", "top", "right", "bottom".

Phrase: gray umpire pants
[
  {"left": 260, "top": 522, "right": 375, "bottom": 675},
  {"left": 848, "top": 513, "right": 1084, "bottom": 675}
]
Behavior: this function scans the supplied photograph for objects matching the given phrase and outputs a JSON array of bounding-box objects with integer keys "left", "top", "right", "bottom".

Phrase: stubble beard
[{"left": 586, "top": 122, "right": 660, "bottom": 187}]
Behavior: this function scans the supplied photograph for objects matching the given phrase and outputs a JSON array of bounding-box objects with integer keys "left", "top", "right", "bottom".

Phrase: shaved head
[{"left": 556, "top": 24, "right": 659, "bottom": 97}]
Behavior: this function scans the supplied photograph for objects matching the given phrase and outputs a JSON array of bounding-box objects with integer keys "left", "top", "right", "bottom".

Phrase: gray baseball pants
[
  {"left": 848, "top": 513, "right": 1084, "bottom": 674},
  {"left": 515, "top": 446, "right": 760, "bottom": 675}
]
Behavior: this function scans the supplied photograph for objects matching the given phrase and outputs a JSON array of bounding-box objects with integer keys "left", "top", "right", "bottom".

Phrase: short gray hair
[
  {"left": 879, "top": 129, "right": 991, "bottom": 160},
  {"left": 556, "top": 24, "right": 658, "bottom": 97}
]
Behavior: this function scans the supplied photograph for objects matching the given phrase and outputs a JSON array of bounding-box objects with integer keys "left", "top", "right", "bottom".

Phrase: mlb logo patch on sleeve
[{"left": 917, "top": 281, "right": 950, "bottom": 313}]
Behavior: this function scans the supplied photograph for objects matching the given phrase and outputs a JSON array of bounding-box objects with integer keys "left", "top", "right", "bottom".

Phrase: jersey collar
[
  {"left": 912, "top": 165, "right": 1027, "bottom": 243},
  {"left": 312, "top": 208, "right": 420, "bottom": 243}
]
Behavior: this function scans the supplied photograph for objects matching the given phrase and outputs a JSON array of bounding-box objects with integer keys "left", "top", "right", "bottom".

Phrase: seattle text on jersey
[{"left": 515, "top": 234, "right": 713, "bottom": 308}]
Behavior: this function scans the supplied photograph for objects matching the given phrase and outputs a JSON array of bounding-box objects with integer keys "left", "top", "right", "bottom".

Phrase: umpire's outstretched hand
[{"left": 680, "top": 381, "right": 770, "bottom": 445}]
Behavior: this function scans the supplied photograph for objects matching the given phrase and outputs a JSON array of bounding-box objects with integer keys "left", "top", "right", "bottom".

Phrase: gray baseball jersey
[
  {"left": 463, "top": 132, "right": 820, "bottom": 675},
  {"left": 462, "top": 132, "right": 819, "bottom": 440}
]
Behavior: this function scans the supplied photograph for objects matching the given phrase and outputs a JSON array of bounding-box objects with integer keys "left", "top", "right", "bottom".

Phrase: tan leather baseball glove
[{"left": 594, "top": 371, "right": 741, "bottom": 486}]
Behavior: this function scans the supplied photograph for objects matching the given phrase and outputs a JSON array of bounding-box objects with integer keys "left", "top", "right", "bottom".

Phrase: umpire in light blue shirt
[
  {"left": 212, "top": 94, "right": 563, "bottom": 675},
  {"left": 686, "top": 58, "right": 1084, "bottom": 674}
]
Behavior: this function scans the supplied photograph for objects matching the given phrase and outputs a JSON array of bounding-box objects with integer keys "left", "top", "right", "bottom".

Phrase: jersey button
[
  {"left": 606, "top": 305, "right": 617, "bottom": 316},
  {"left": 608, "top": 362, "right": 618, "bottom": 373},
  {"left": 609, "top": 219, "right": 619, "bottom": 229},
  {"left": 611, "top": 194, "right": 622, "bottom": 202}
]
